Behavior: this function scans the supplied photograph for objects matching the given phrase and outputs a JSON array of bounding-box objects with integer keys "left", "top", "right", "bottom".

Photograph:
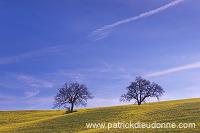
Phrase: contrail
[
  {"left": 89, "top": 0, "right": 184, "bottom": 40},
  {"left": 144, "top": 61, "right": 200, "bottom": 77}
]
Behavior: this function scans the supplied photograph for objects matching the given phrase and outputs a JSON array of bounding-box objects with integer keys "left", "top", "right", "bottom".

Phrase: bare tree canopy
[
  {"left": 53, "top": 82, "right": 93, "bottom": 113},
  {"left": 120, "top": 76, "right": 164, "bottom": 105}
]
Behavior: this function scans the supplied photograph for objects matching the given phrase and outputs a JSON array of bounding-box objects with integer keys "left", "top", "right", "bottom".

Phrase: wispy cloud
[
  {"left": 26, "top": 102, "right": 49, "bottom": 110},
  {"left": 97, "top": 64, "right": 142, "bottom": 81},
  {"left": 25, "top": 96, "right": 54, "bottom": 110},
  {"left": 58, "top": 70, "right": 85, "bottom": 83},
  {"left": 24, "top": 89, "right": 40, "bottom": 98},
  {"left": 0, "top": 45, "right": 68, "bottom": 65},
  {"left": 144, "top": 61, "right": 200, "bottom": 77},
  {"left": 89, "top": 0, "right": 184, "bottom": 40},
  {"left": 15, "top": 74, "right": 54, "bottom": 88}
]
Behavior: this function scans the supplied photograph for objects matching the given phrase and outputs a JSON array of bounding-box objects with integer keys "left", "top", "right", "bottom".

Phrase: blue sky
[{"left": 0, "top": 0, "right": 200, "bottom": 110}]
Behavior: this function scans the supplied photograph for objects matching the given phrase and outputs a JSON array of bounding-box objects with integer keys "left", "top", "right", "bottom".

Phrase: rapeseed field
[{"left": 0, "top": 98, "right": 199, "bottom": 132}]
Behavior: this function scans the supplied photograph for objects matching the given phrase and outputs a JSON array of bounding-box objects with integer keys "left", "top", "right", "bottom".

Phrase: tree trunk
[
  {"left": 70, "top": 103, "right": 74, "bottom": 113},
  {"left": 138, "top": 101, "right": 141, "bottom": 105}
]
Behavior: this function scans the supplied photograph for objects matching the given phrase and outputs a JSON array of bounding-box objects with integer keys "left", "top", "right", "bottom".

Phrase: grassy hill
[{"left": 0, "top": 98, "right": 199, "bottom": 133}]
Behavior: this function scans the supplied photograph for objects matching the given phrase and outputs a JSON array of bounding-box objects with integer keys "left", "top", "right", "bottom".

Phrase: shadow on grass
[{"left": 64, "top": 110, "right": 78, "bottom": 114}]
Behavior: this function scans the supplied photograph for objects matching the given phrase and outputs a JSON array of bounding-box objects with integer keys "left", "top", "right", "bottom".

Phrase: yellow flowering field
[{"left": 0, "top": 98, "right": 199, "bottom": 132}]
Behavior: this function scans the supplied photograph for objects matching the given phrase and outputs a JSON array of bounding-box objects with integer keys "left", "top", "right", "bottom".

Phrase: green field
[{"left": 0, "top": 98, "right": 199, "bottom": 133}]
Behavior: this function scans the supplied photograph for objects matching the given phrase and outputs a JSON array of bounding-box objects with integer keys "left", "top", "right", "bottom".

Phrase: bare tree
[
  {"left": 53, "top": 82, "right": 93, "bottom": 113},
  {"left": 120, "top": 76, "right": 164, "bottom": 105}
]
